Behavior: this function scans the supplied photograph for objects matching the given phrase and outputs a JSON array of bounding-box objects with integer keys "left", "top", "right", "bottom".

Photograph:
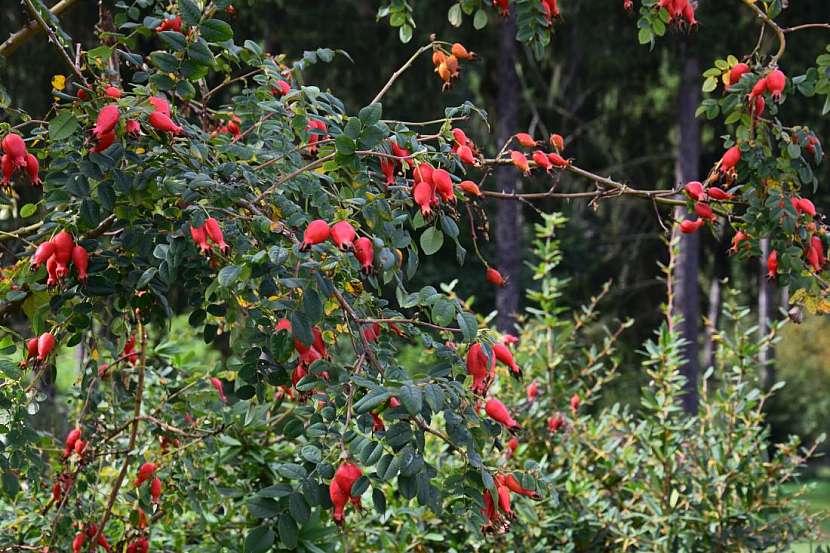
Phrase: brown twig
[
  {"left": 0, "top": 0, "right": 81, "bottom": 58},
  {"left": 21, "top": 0, "right": 87, "bottom": 85},
  {"left": 740, "top": 0, "right": 785, "bottom": 64},
  {"left": 370, "top": 41, "right": 436, "bottom": 105},
  {"left": 90, "top": 313, "right": 146, "bottom": 551}
]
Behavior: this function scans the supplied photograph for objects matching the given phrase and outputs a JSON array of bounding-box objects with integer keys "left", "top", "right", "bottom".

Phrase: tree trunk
[
  {"left": 758, "top": 237, "right": 775, "bottom": 389},
  {"left": 671, "top": 48, "right": 701, "bottom": 415},
  {"left": 494, "top": 11, "right": 521, "bottom": 333}
]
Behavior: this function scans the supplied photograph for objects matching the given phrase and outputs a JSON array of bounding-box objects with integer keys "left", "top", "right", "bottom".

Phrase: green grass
[{"left": 788, "top": 472, "right": 830, "bottom": 552}]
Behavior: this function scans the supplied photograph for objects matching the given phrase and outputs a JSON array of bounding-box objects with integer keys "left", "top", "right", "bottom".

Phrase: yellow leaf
[
  {"left": 135, "top": 147, "right": 146, "bottom": 155},
  {"left": 51, "top": 75, "right": 66, "bottom": 91}
]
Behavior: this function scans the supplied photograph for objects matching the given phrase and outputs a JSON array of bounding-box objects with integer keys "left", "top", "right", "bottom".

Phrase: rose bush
[{"left": 0, "top": 0, "right": 828, "bottom": 551}]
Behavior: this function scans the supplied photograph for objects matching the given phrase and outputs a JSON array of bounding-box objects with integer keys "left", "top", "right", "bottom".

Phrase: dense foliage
[{"left": 0, "top": 0, "right": 828, "bottom": 551}]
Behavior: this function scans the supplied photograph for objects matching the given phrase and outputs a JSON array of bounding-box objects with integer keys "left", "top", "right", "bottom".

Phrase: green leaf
[
  {"left": 49, "top": 112, "right": 79, "bottom": 141},
  {"left": 359, "top": 103, "right": 382, "bottom": 126},
  {"left": 244, "top": 525, "right": 274, "bottom": 553},
  {"left": 218, "top": 265, "right": 242, "bottom": 287},
  {"left": 87, "top": 46, "right": 113, "bottom": 62},
  {"left": 473, "top": 9, "right": 488, "bottom": 30},
  {"left": 702, "top": 77, "right": 718, "bottom": 93},
  {"left": 150, "top": 51, "right": 180, "bottom": 72},
  {"left": 2, "top": 472, "right": 19, "bottom": 498},
  {"left": 178, "top": 0, "right": 202, "bottom": 26},
  {"left": 399, "top": 384, "right": 423, "bottom": 416},
  {"left": 335, "top": 134, "right": 356, "bottom": 155},
  {"left": 201, "top": 19, "right": 233, "bottom": 42},
  {"left": 278, "top": 515, "right": 298, "bottom": 549},
  {"left": 19, "top": 203, "right": 37, "bottom": 218},
  {"left": 188, "top": 39, "right": 216, "bottom": 67},
  {"left": 159, "top": 31, "right": 187, "bottom": 52},
  {"left": 300, "top": 445, "right": 322, "bottom": 464},
  {"left": 448, "top": 4, "right": 463, "bottom": 27},
  {"left": 277, "top": 463, "right": 308, "bottom": 480},
  {"left": 289, "top": 492, "right": 310, "bottom": 524},
  {"left": 420, "top": 227, "right": 444, "bottom": 255},
  {"left": 456, "top": 312, "right": 477, "bottom": 343},
  {"left": 399, "top": 24, "right": 413, "bottom": 44},
  {"left": 354, "top": 389, "right": 392, "bottom": 414}
]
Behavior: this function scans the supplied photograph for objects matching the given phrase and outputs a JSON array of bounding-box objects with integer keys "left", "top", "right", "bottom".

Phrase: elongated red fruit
[
  {"left": 46, "top": 256, "right": 59, "bottom": 286},
  {"left": 457, "top": 144, "right": 476, "bottom": 166},
  {"left": 504, "top": 473, "right": 541, "bottom": 499},
  {"left": 510, "top": 150, "right": 530, "bottom": 174},
  {"left": 330, "top": 462, "right": 363, "bottom": 524},
  {"left": 526, "top": 381, "right": 539, "bottom": 402},
  {"left": 25, "top": 153, "right": 41, "bottom": 185},
  {"left": 684, "top": 181, "right": 704, "bottom": 201},
  {"left": 707, "top": 187, "right": 733, "bottom": 201},
  {"left": 134, "top": 462, "right": 157, "bottom": 487},
  {"left": 766, "top": 68, "right": 786, "bottom": 101},
  {"left": 719, "top": 146, "right": 741, "bottom": 174},
  {"left": 452, "top": 127, "right": 469, "bottom": 147},
  {"left": 486, "top": 267, "right": 506, "bottom": 287},
  {"left": 549, "top": 133, "right": 565, "bottom": 152},
  {"left": 51, "top": 231, "right": 74, "bottom": 264},
  {"left": 728, "top": 63, "right": 750, "bottom": 87},
  {"left": 149, "top": 96, "right": 170, "bottom": 116},
  {"left": 547, "top": 152, "right": 570, "bottom": 167},
  {"left": 72, "top": 532, "right": 85, "bottom": 553},
  {"left": 466, "top": 343, "right": 493, "bottom": 395},
  {"left": 458, "top": 180, "right": 482, "bottom": 197},
  {"left": 126, "top": 119, "right": 141, "bottom": 137},
  {"left": 548, "top": 413, "right": 564, "bottom": 432},
  {"left": 730, "top": 231, "right": 747, "bottom": 254},
  {"left": 149, "top": 111, "right": 182, "bottom": 135},
  {"left": 432, "top": 168, "right": 455, "bottom": 202},
  {"left": 104, "top": 86, "right": 123, "bottom": 99},
  {"left": 156, "top": 16, "right": 182, "bottom": 32},
  {"left": 485, "top": 398, "right": 521, "bottom": 431},
  {"left": 493, "top": 342, "right": 521, "bottom": 379},
  {"left": 210, "top": 377, "right": 227, "bottom": 402},
  {"left": 1, "top": 133, "right": 28, "bottom": 167},
  {"left": 1, "top": 154, "right": 13, "bottom": 184},
  {"left": 353, "top": 237, "right": 374, "bottom": 273},
  {"left": 273, "top": 79, "right": 291, "bottom": 97},
  {"left": 514, "top": 133, "right": 536, "bottom": 148},
  {"left": 694, "top": 202, "right": 715, "bottom": 221},
  {"left": 93, "top": 105, "right": 120, "bottom": 139},
  {"left": 570, "top": 393, "right": 581, "bottom": 412},
  {"left": 37, "top": 332, "right": 55, "bottom": 361},
  {"left": 150, "top": 477, "right": 162, "bottom": 504},
  {"left": 301, "top": 219, "right": 331, "bottom": 250},
  {"left": 190, "top": 224, "right": 211, "bottom": 255},
  {"left": 679, "top": 219, "right": 705, "bottom": 234},
  {"left": 767, "top": 249, "right": 778, "bottom": 279},
  {"left": 71, "top": 245, "right": 89, "bottom": 283},
  {"left": 31, "top": 241, "right": 55, "bottom": 269},
  {"left": 380, "top": 157, "right": 395, "bottom": 185},
  {"left": 413, "top": 181, "right": 435, "bottom": 216},
  {"left": 413, "top": 163, "right": 433, "bottom": 184},
  {"left": 532, "top": 150, "right": 552, "bottom": 172},
  {"left": 204, "top": 217, "right": 230, "bottom": 254},
  {"left": 26, "top": 337, "right": 39, "bottom": 360},
  {"left": 331, "top": 221, "right": 356, "bottom": 251},
  {"left": 91, "top": 130, "right": 116, "bottom": 153}
]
